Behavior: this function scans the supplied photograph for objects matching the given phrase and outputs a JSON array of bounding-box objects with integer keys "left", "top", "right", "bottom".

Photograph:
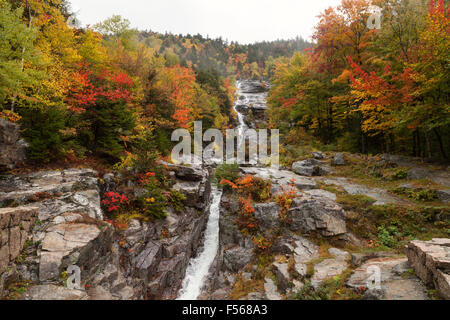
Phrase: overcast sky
[{"left": 69, "top": 0, "right": 341, "bottom": 44}]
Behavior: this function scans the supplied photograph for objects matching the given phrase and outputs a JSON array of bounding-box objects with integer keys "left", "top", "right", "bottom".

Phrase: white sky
[{"left": 69, "top": 0, "right": 341, "bottom": 44}]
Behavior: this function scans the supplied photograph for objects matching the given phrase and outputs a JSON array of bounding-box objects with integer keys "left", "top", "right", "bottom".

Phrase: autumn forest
[{"left": 0, "top": 0, "right": 448, "bottom": 168}]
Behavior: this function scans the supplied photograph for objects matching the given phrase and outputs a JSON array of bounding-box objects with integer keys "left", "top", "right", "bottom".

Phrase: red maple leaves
[{"left": 67, "top": 69, "right": 133, "bottom": 114}]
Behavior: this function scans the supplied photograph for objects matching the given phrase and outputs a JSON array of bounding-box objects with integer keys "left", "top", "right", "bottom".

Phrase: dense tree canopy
[{"left": 268, "top": 0, "right": 449, "bottom": 160}]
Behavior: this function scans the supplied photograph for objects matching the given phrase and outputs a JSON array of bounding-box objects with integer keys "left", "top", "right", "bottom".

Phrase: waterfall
[
  {"left": 234, "top": 80, "right": 247, "bottom": 140},
  {"left": 177, "top": 186, "right": 223, "bottom": 300},
  {"left": 177, "top": 80, "right": 263, "bottom": 300}
]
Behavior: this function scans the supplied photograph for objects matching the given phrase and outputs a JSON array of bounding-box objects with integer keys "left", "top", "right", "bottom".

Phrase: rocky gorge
[{"left": 0, "top": 80, "right": 449, "bottom": 300}]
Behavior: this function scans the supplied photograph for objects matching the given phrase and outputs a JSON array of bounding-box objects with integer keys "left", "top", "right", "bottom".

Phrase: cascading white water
[
  {"left": 177, "top": 186, "right": 223, "bottom": 300},
  {"left": 177, "top": 80, "right": 261, "bottom": 300},
  {"left": 234, "top": 80, "right": 247, "bottom": 141}
]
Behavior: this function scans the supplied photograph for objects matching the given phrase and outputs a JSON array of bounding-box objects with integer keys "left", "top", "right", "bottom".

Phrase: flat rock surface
[
  {"left": 241, "top": 167, "right": 318, "bottom": 191},
  {"left": 316, "top": 177, "right": 405, "bottom": 205},
  {"left": 311, "top": 257, "right": 348, "bottom": 288},
  {"left": 23, "top": 285, "right": 88, "bottom": 300},
  {"left": 347, "top": 257, "right": 428, "bottom": 300}
]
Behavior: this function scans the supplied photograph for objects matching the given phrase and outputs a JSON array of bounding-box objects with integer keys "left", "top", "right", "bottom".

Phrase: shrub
[
  {"left": 134, "top": 172, "right": 168, "bottom": 219},
  {"left": 377, "top": 225, "right": 399, "bottom": 248},
  {"left": 168, "top": 189, "right": 186, "bottom": 212},
  {"left": 391, "top": 169, "right": 408, "bottom": 180},
  {"left": 214, "top": 163, "right": 240, "bottom": 187},
  {"left": 393, "top": 187, "right": 438, "bottom": 202},
  {"left": 101, "top": 192, "right": 128, "bottom": 213},
  {"left": 236, "top": 195, "right": 258, "bottom": 232}
]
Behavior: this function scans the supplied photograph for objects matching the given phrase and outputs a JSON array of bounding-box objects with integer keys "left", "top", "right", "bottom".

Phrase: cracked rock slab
[
  {"left": 406, "top": 238, "right": 450, "bottom": 299},
  {"left": 39, "top": 223, "right": 101, "bottom": 282}
]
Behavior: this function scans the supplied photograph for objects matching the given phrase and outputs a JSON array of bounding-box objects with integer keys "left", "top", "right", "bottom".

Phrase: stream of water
[
  {"left": 176, "top": 186, "right": 223, "bottom": 300},
  {"left": 177, "top": 80, "right": 262, "bottom": 300}
]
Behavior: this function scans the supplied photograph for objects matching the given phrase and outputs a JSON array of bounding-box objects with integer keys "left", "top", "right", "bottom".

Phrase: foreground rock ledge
[{"left": 406, "top": 238, "right": 450, "bottom": 299}]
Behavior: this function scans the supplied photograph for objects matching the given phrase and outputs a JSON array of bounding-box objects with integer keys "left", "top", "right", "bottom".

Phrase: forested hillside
[
  {"left": 267, "top": 0, "right": 449, "bottom": 162},
  {"left": 0, "top": 0, "right": 310, "bottom": 168},
  {"left": 138, "top": 31, "right": 310, "bottom": 79}
]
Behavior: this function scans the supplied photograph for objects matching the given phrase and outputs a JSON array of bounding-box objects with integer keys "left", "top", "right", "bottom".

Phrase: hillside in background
[{"left": 138, "top": 30, "right": 310, "bottom": 78}]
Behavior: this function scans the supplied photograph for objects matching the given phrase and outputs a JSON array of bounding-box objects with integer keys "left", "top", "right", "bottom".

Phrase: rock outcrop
[
  {"left": 406, "top": 238, "right": 450, "bottom": 299},
  {"left": 287, "top": 198, "right": 347, "bottom": 237},
  {"left": 0, "top": 119, "right": 27, "bottom": 171},
  {"left": 0, "top": 207, "right": 38, "bottom": 275},
  {"left": 311, "top": 248, "right": 349, "bottom": 288},
  {"left": 347, "top": 256, "right": 428, "bottom": 300},
  {"left": 0, "top": 163, "right": 212, "bottom": 300},
  {"left": 235, "top": 81, "right": 269, "bottom": 128}
]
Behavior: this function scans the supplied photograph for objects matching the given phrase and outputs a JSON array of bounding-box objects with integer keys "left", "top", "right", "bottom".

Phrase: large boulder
[
  {"left": 332, "top": 153, "right": 346, "bottom": 166},
  {"left": 286, "top": 198, "right": 347, "bottom": 237},
  {"left": 436, "top": 190, "right": 450, "bottom": 203},
  {"left": 312, "top": 152, "right": 325, "bottom": 160},
  {"left": 311, "top": 257, "right": 348, "bottom": 288},
  {"left": 240, "top": 167, "right": 318, "bottom": 191},
  {"left": 407, "top": 167, "right": 431, "bottom": 180},
  {"left": 406, "top": 238, "right": 450, "bottom": 299},
  {"left": 223, "top": 246, "right": 254, "bottom": 273},
  {"left": 292, "top": 159, "right": 331, "bottom": 177},
  {"left": 254, "top": 203, "right": 281, "bottom": 229},
  {"left": 0, "top": 119, "right": 27, "bottom": 171},
  {"left": 38, "top": 217, "right": 113, "bottom": 282}
]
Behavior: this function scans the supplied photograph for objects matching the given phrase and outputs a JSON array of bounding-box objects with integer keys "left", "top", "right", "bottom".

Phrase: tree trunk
[
  {"left": 424, "top": 131, "right": 432, "bottom": 159},
  {"left": 412, "top": 131, "right": 417, "bottom": 157},
  {"left": 361, "top": 132, "right": 367, "bottom": 154},
  {"left": 417, "top": 129, "right": 423, "bottom": 158},
  {"left": 433, "top": 128, "right": 447, "bottom": 160}
]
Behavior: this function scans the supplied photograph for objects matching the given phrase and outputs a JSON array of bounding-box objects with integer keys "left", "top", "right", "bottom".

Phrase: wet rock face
[
  {"left": 235, "top": 80, "right": 269, "bottom": 128},
  {"left": 406, "top": 238, "right": 450, "bottom": 299},
  {"left": 223, "top": 247, "right": 254, "bottom": 273},
  {"left": 235, "top": 104, "right": 267, "bottom": 129},
  {"left": 0, "top": 119, "right": 27, "bottom": 171},
  {"left": 238, "top": 81, "right": 269, "bottom": 94},
  {"left": 116, "top": 163, "right": 213, "bottom": 300}
]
